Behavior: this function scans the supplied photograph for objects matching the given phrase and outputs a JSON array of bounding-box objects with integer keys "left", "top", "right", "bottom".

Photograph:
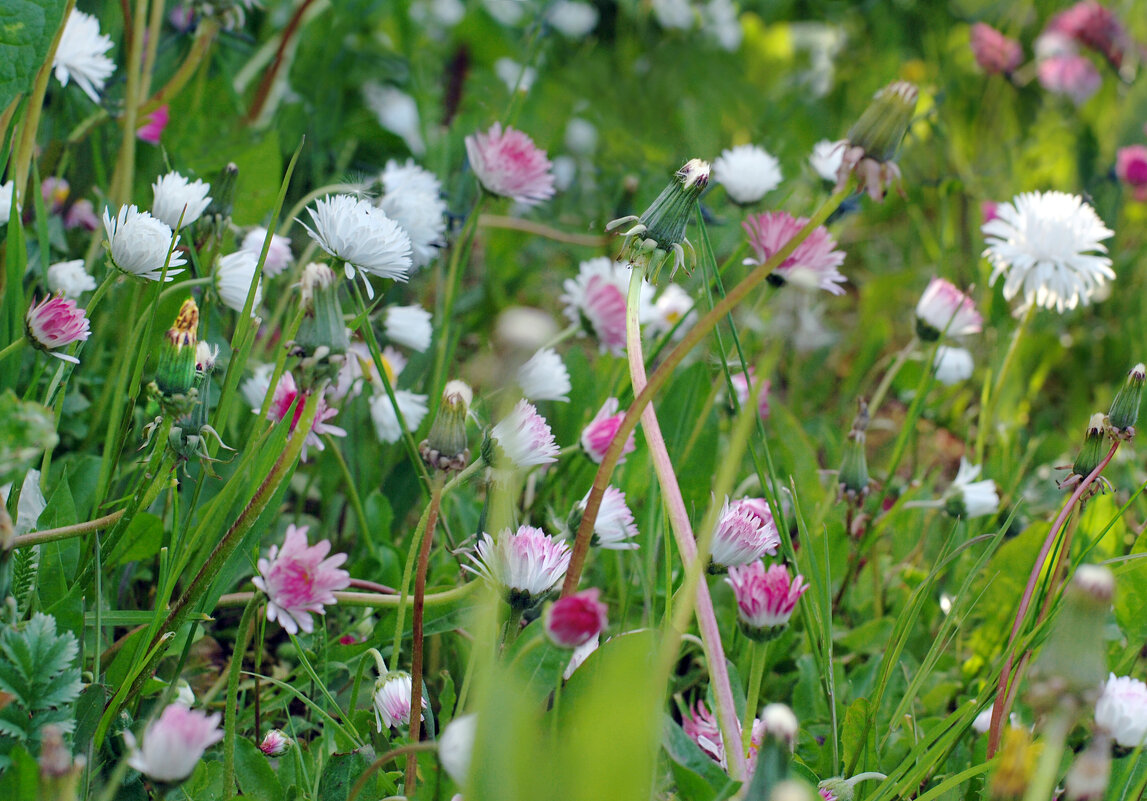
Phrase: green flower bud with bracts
[
  {"left": 155, "top": 298, "right": 200, "bottom": 401},
  {"left": 420, "top": 380, "right": 473, "bottom": 472},
  {"left": 1059, "top": 413, "right": 1111, "bottom": 494},
  {"left": 835, "top": 81, "right": 918, "bottom": 202},
  {"left": 838, "top": 400, "right": 870, "bottom": 505},
  {"left": 291, "top": 263, "right": 349, "bottom": 390},
  {"left": 1107, "top": 362, "right": 1144, "bottom": 439}
]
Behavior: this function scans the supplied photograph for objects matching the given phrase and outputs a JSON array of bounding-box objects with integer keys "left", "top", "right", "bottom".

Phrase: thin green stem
[
  {"left": 223, "top": 594, "right": 261, "bottom": 794},
  {"left": 326, "top": 435, "right": 369, "bottom": 541},
  {"left": 866, "top": 337, "right": 919, "bottom": 418},
  {"left": 742, "top": 640, "right": 769, "bottom": 754},
  {"left": 976, "top": 304, "right": 1035, "bottom": 462},
  {"left": 0, "top": 337, "right": 26, "bottom": 364}
]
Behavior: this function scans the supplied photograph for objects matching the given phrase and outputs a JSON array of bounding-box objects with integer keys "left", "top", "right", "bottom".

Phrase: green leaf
[
  {"left": 840, "top": 698, "right": 876, "bottom": 778},
  {"left": 0, "top": 0, "right": 68, "bottom": 112},
  {"left": 316, "top": 748, "right": 375, "bottom": 801},
  {"left": 235, "top": 737, "right": 283, "bottom": 801},
  {"left": 0, "top": 613, "right": 81, "bottom": 762},
  {"left": 106, "top": 511, "right": 164, "bottom": 566},
  {"left": 0, "top": 745, "right": 40, "bottom": 798}
]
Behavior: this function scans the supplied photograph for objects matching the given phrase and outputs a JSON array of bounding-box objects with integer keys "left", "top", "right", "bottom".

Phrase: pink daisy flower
[
  {"left": 725, "top": 561, "right": 809, "bottom": 637},
  {"left": 267, "top": 372, "right": 347, "bottom": 461},
  {"left": 560, "top": 257, "right": 653, "bottom": 356},
  {"left": 743, "top": 212, "right": 847, "bottom": 295},
  {"left": 709, "top": 497, "right": 781, "bottom": 569},
  {"left": 465, "top": 122, "right": 556, "bottom": 206},
  {"left": 25, "top": 295, "right": 91, "bottom": 363},
  {"left": 915, "top": 277, "right": 982, "bottom": 340},
  {"left": 682, "top": 700, "right": 725, "bottom": 764},
  {"left": 544, "top": 588, "right": 608, "bottom": 648},
  {"left": 124, "top": 704, "right": 223, "bottom": 783},
  {"left": 1116, "top": 145, "right": 1147, "bottom": 202},
  {"left": 137, "top": 105, "right": 170, "bottom": 145},
  {"left": 468, "top": 525, "right": 571, "bottom": 609},
  {"left": 580, "top": 397, "right": 637, "bottom": 464},
  {"left": 253, "top": 524, "right": 351, "bottom": 635},
  {"left": 969, "top": 23, "right": 1023, "bottom": 74},
  {"left": 729, "top": 368, "right": 770, "bottom": 420},
  {"left": 372, "top": 672, "right": 427, "bottom": 730}
]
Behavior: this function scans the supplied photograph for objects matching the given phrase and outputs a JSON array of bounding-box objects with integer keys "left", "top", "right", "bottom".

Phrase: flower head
[
  {"left": 1047, "top": 1, "right": 1126, "bottom": 67},
  {"left": 103, "top": 205, "right": 187, "bottom": 281},
  {"left": 300, "top": 194, "right": 412, "bottom": 297},
  {"left": 743, "top": 211, "right": 847, "bottom": 295},
  {"left": 726, "top": 561, "right": 809, "bottom": 638},
  {"left": 53, "top": 10, "right": 115, "bottom": 103},
  {"left": 124, "top": 704, "right": 223, "bottom": 783},
  {"left": 258, "top": 729, "right": 293, "bottom": 757},
  {"left": 25, "top": 295, "right": 91, "bottom": 363},
  {"left": 1095, "top": 673, "right": 1147, "bottom": 748},
  {"left": 465, "top": 122, "right": 555, "bottom": 205},
  {"left": 152, "top": 172, "right": 212, "bottom": 229},
  {"left": 712, "top": 145, "right": 782, "bottom": 205},
  {"left": 373, "top": 672, "right": 426, "bottom": 730},
  {"left": 486, "top": 399, "right": 559, "bottom": 469},
  {"left": 241, "top": 227, "right": 294, "bottom": 278},
  {"left": 710, "top": 497, "right": 781, "bottom": 569},
  {"left": 370, "top": 389, "right": 430, "bottom": 444},
  {"left": 252, "top": 524, "right": 351, "bottom": 635},
  {"left": 547, "top": 1, "right": 599, "bottom": 37},
  {"left": 915, "top": 278, "right": 982, "bottom": 340},
  {"left": 266, "top": 372, "right": 347, "bottom": 461},
  {"left": 970, "top": 23, "right": 1023, "bottom": 74},
  {"left": 576, "top": 486, "right": 640, "bottom": 550},
  {"left": 517, "top": 347, "right": 571, "bottom": 402},
  {"left": 682, "top": 701, "right": 724, "bottom": 764},
  {"left": 421, "top": 380, "right": 474, "bottom": 472},
  {"left": 363, "top": 84, "right": 426, "bottom": 156},
  {"left": 47, "top": 260, "right": 96, "bottom": 299},
  {"left": 561, "top": 258, "right": 652, "bottom": 355},
  {"left": 729, "top": 368, "right": 770, "bottom": 420},
  {"left": 933, "top": 345, "right": 974, "bottom": 385},
  {"left": 580, "top": 397, "right": 637, "bottom": 464},
  {"left": 384, "top": 304, "right": 433, "bottom": 352},
  {"left": 836, "top": 81, "right": 918, "bottom": 200},
  {"left": 1037, "top": 54, "right": 1102, "bottom": 105},
  {"left": 545, "top": 588, "right": 608, "bottom": 648},
  {"left": 379, "top": 160, "right": 448, "bottom": 269},
  {"left": 439, "top": 714, "right": 477, "bottom": 785},
  {"left": 469, "top": 525, "right": 571, "bottom": 608},
  {"left": 214, "top": 250, "right": 262, "bottom": 314},
  {"left": 982, "top": 191, "right": 1114, "bottom": 313},
  {"left": 1116, "top": 146, "right": 1147, "bottom": 202},
  {"left": 944, "top": 458, "right": 999, "bottom": 518},
  {"left": 137, "top": 105, "right": 170, "bottom": 145},
  {"left": 0, "top": 182, "right": 18, "bottom": 226}
]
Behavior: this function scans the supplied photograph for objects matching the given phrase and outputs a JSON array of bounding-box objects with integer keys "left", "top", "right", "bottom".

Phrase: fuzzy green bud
[
  {"left": 291, "top": 263, "right": 348, "bottom": 390},
  {"left": 1071, "top": 412, "right": 1108, "bottom": 481},
  {"left": 838, "top": 400, "right": 870, "bottom": 504},
  {"left": 155, "top": 299, "right": 200, "bottom": 398},
  {"left": 1106, "top": 362, "right": 1144, "bottom": 438},
  {"left": 420, "top": 380, "right": 473, "bottom": 472},
  {"left": 846, "top": 81, "right": 918, "bottom": 164}
]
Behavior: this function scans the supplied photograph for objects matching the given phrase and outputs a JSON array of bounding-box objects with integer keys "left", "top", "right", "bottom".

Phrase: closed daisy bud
[
  {"left": 1060, "top": 412, "right": 1109, "bottom": 492},
  {"left": 421, "top": 380, "right": 473, "bottom": 472},
  {"left": 25, "top": 295, "right": 91, "bottom": 364},
  {"left": 726, "top": 561, "right": 808, "bottom": 640},
  {"left": 544, "top": 588, "right": 608, "bottom": 648},
  {"left": 1107, "top": 362, "right": 1144, "bottom": 438},
  {"left": 155, "top": 299, "right": 199, "bottom": 398},
  {"left": 838, "top": 401, "right": 870, "bottom": 504},
  {"left": 373, "top": 672, "right": 427, "bottom": 730},
  {"left": 915, "top": 278, "right": 982, "bottom": 340},
  {"left": 258, "top": 729, "right": 293, "bottom": 757},
  {"left": 836, "top": 81, "right": 918, "bottom": 201}
]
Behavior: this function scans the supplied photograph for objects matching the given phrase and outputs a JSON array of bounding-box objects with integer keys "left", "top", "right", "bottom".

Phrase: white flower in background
[
  {"left": 809, "top": 140, "right": 846, "bottom": 182},
  {"left": 483, "top": 0, "right": 526, "bottom": 25},
  {"left": 410, "top": 0, "right": 466, "bottom": 29},
  {"left": 648, "top": 283, "right": 697, "bottom": 341},
  {"left": 370, "top": 389, "right": 430, "bottom": 443},
  {"left": 516, "top": 347, "right": 571, "bottom": 402},
  {"left": 103, "top": 205, "right": 187, "bottom": 282},
  {"left": 944, "top": 459, "right": 999, "bottom": 518},
  {"left": 241, "top": 363, "right": 276, "bottom": 409},
  {"left": 652, "top": 0, "right": 695, "bottom": 29},
  {"left": 565, "top": 119, "right": 598, "bottom": 156},
  {"left": 564, "top": 634, "right": 599, "bottom": 679},
  {"left": 495, "top": 57, "right": 536, "bottom": 93},
  {"left": 384, "top": 304, "right": 433, "bottom": 352},
  {"left": 300, "top": 194, "right": 412, "bottom": 297},
  {"left": 915, "top": 278, "right": 982, "bottom": 339},
  {"left": 214, "top": 250, "right": 263, "bottom": 314},
  {"left": 362, "top": 84, "right": 426, "bottom": 155},
  {"left": 702, "top": 0, "right": 742, "bottom": 51},
  {"left": 547, "top": 0, "right": 599, "bottom": 36},
  {"left": 982, "top": 191, "right": 1115, "bottom": 313},
  {"left": 332, "top": 343, "right": 406, "bottom": 400},
  {"left": 151, "top": 172, "right": 212, "bottom": 229},
  {"left": 378, "top": 160, "right": 447, "bottom": 269},
  {"left": 47, "top": 260, "right": 96, "bottom": 299},
  {"left": 552, "top": 156, "right": 578, "bottom": 192},
  {"left": 53, "top": 10, "right": 115, "bottom": 103},
  {"left": 712, "top": 144, "right": 782, "bottom": 204},
  {"left": 439, "top": 714, "right": 477, "bottom": 784},
  {"left": 1095, "top": 674, "right": 1147, "bottom": 748},
  {"left": 495, "top": 306, "right": 559, "bottom": 351},
  {"left": 932, "top": 345, "right": 974, "bottom": 385},
  {"left": 789, "top": 22, "right": 846, "bottom": 97},
  {"left": 241, "top": 227, "right": 294, "bottom": 278},
  {"left": 0, "top": 181, "right": 17, "bottom": 226}
]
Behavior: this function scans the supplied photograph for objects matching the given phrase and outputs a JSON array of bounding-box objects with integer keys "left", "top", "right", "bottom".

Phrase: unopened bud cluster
[{"left": 1058, "top": 363, "right": 1142, "bottom": 493}]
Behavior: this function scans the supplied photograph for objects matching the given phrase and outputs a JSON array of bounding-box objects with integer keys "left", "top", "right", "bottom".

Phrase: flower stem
[
  {"left": 0, "top": 337, "right": 26, "bottom": 365},
  {"left": 12, "top": 509, "right": 124, "bottom": 549},
  {"left": 223, "top": 593, "right": 261, "bottom": 794},
  {"left": 742, "top": 640, "right": 769, "bottom": 755}
]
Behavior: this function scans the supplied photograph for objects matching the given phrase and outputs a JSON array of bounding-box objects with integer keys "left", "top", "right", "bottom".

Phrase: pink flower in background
[
  {"left": 980, "top": 201, "right": 999, "bottom": 225},
  {"left": 253, "top": 524, "right": 351, "bottom": 635},
  {"left": 241, "top": 227, "right": 294, "bottom": 278},
  {"left": 488, "top": 399, "right": 559, "bottom": 468},
  {"left": 1037, "top": 54, "right": 1102, "bottom": 105},
  {"left": 1047, "top": 1, "right": 1125, "bottom": 67},
  {"left": 137, "top": 105, "right": 170, "bottom": 144},
  {"left": 710, "top": 497, "right": 781, "bottom": 568},
  {"left": 267, "top": 372, "right": 347, "bottom": 461},
  {"left": 25, "top": 295, "right": 91, "bottom": 363},
  {"left": 682, "top": 701, "right": 724, "bottom": 763},
  {"left": 372, "top": 673, "right": 426, "bottom": 730},
  {"left": 41, "top": 177, "right": 70, "bottom": 213},
  {"left": 915, "top": 278, "right": 982, "bottom": 339},
  {"left": 465, "top": 122, "right": 556, "bottom": 205},
  {"left": 545, "top": 588, "right": 608, "bottom": 648},
  {"left": 743, "top": 211, "right": 847, "bottom": 295},
  {"left": 726, "top": 561, "right": 809, "bottom": 634},
  {"left": 970, "top": 23, "right": 1023, "bottom": 74},
  {"left": 729, "top": 368, "right": 770, "bottom": 419},
  {"left": 1116, "top": 145, "right": 1147, "bottom": 201},
  {"left": 560, "top": 258, "right": 652, "bottom": 356},
  {"left": 580, "top": 397, "right": 636, "bottom": 463},
  {"left": 124, "top": 704, "right": 223, "bottom": 783}
]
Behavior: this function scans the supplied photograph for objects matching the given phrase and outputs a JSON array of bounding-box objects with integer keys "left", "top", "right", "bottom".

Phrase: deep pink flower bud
[
  {"left": 137, "top": 105, "right": 170, "bottom": 145},
  {"left": 545, "top": 588, "right": 608, "bottom": 648},
  {"left": 258, "top": 729, "right": 293, "bottom": 756},
  {"left": 1116, "top": 145, "right": 1147, "bottom": 202},
  {"left": 970, "top": 23, "right": 1023, "bottom": 74},
  {"left": 580, "top": 397, "right": 637, "bottom": 464},
  {"left": 725, "top": 561, "right": 809, "bottom": 640},
  {"left": 25, "top": 295, "right": 91, "bottom": 363}
]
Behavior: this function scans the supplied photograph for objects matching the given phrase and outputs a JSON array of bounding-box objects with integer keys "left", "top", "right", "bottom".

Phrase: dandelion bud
[
  {"left": 837, "top": 81, "right": 918, "bottom": 201},
  {"left": 838, "top": 400, "right": 870, "bottom": 504},
  {"left": 155, "top": 299, "right": 200, "bottom": 399},
  {"left": 294, "top": 263, "right": 349, "bottom": 360},
  {"left": 1106, "top": 362, "right": 1144, "bottom": 438},
  {"left": 1064, "top": 733, "right": 1111, "bottom": 801},
  {"left": 420, "top": 380, "right": 473, "bottom": 472},
  {"left": 258, "top": 729, "right": 293, "bottom": 757},
  {"left": 1028, "top": 565, "right": 1114, "bottom": 714},
  {"left": 1063, "top": 413, "right": 1109, "bottom": 491}
]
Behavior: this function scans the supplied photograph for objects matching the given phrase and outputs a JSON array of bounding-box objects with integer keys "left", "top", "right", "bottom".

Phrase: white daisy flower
[
  {"left": 712, "top": 144, "right": 781, "bottom": 204},
  {"left": 300, "top": 194, "right": 412, "bottom": 298},
  {"left": 53, "top": 10, "right": 115, "bottom": 103},
  {"left": 547, "top": 1, "right": 599, "bottom": 37},
  {"left": 214, "top": 250, "right": 263, "bottom": 314},
  {"left": 647, "top": 283, "right": 697, "bottom": 341},
  {"left": 47, "top": 260, "right": 96, "bottom": 299},
  {"left": 241, "top": 363, "right": 276, "bottom": 409},
  {"left": 103, "top": 205, "right": 187, "bottom": 282},
  {"left": 378, "top": 160, "right": 446, "bottom": 269},
  {"left": 652, "top": 0, "right": 695, "bottom": 29},
  {"left": 0, "top": 181, "right": 16, "bottom": 226},
  {"left": 516, "top": 347, "right": 571, "bottom": 403},
  {"left": 701, "top": 0, "right": 742, "bottom": 51},
  {"left": 1095, "top": 673, "right": 1147, "bottom": 749},
  {"left": 932, "top": 345, "right": 974, "bottom": 385},
  {"left": 564, "top": 119, "right": 598, "bottom": 156},
  {"left": 362, "top": 84, "right": 426, "bottom": 156},
  {"left": 241, "top": 227, "right": 294, "bottom": 278},
  {"left": 944, "top": 459, "right": 999, "bottom": 518},
  {"left": 808, "top": 139, "right": 846, "bottom": 182},
  {"left": 151, "top": 172, "right": 212, "bottom": 230},
  {"left": 369, "top": 389, "right": 429, "bottom": 443},
  {"left": 982, "top": 191, "right": 1115, "bottom": 313},
  {"left": 384, "top": 304, "right": 433, "bottom": 352}
]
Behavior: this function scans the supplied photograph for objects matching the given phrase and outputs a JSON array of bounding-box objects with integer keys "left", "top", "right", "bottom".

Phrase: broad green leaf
[{"left": 0, "top": 0, "right": 68, "bottom": 113}]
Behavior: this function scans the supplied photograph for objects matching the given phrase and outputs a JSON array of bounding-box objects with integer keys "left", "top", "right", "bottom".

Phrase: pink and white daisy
[
  {"left": 545, "top": 588, "right": 608, "bottom": 648},
  {"left": 25, "top": 295, "right": 91, "bottom": 363},
  {"left": 266, "top": 372, "right": 347, "bottom": 461},
  {"left": 743, "top": 211, "right": 847, "bottom": 295},
  {"left": 1116, "top": 145, "right": 1147, "bottom": 202},
  {"left": 709, "top": 497, "right": 781, "bottom": 568},
  {"left": 300, "top": 194, "right": 412, "bottom": 297},
  {"left": 124, "top": 704, "right": 223, "bottom": 783},
  {"left": 252, "top": 524, "right": 351, "bottom": 635},
  {"left": 579, "top": 485, "right": 640, "bottom": 550},
  {"left": 729, "top": 368, "right": 770, "bottom": 420},
  {"left": 258, "top": 729, "right": 292, "bottom": 756},
  {"left": 1095, "top": 673, "right": 1147, "bottom": 748},
  {"left": 103, "top": 205, "right": 187, "bottom": 282},
  {"left": 915, "top": 278, "right": 982, "bottom": 340},
  {"left": 682, "top": 701, "right": 725, "bottom": 764},
  {"left": 970, "top": 23, "right": 1023, "bottom": 74},
  {"left": 726, "top": 561, "right": 809, "bottom": 637},
  {"left": 53, "top": 10, "right": 115, "bottom": 104},
  {"left": 648, "top": 283, "right": 697, "bottom": 341},
  {"left": 465, "top": 122, "right": 556, "bottom": 206},
  {"left": 488, "top": 399, "right": 559, "bottom": 468},
  {"left": 560, "top": 257, "right": 654, "bottom": 356},
  {"left": 516, "top": 347, "right": 571, "bottom": 402},
  {"left": 469, "top": 525, "right": 571, "bottom": 607},
  {"left": 241, "top": 227, "right": 294, "bottom": 278},
  {"left": 372, "top": 672, "right": 427, "bottom": 730},
  {"left": 580, "top": 397, "right": 637, "bottom": 464}
]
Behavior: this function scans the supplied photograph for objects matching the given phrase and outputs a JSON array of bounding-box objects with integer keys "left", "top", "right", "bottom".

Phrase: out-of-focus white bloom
[
  {"left": 547, "top": 0, "right": 599, "bottom": 36},
  {"left": 53, "top": 10, "right": 115, "bottom": 103},
  {"left": 0, "top": 182, "right": 16, "bottom": 226},
  {"left": 982, "top": 191, "right": 1115, "bottom": 314},
  {"left": 712, "top": 144, "right": 781, "bottom": 204},
  {"left": 648, "top": 283, "right": 697, "bottom": 341},
  {"left": 652, "top": 0, "right": 695, "bottom": 29},
  {"left": 517, "top": 347, "right": 571, "bottom": 403},
  {"left": 241, "top": 227, "right": 294, "bottom": 278},
  {"left": 565, "top": 119, "right": 598, "bottom": 156},
  {"left": 483, "top": 0, "right": 526, "bottom": 25},
  {"left": 300, "top": 194, "right": 412, "bottom": 297},
  {"left": 370, "top": 389, "right": 430, "bottom": 443},
  {"left": 241, "top": 363, "right": 276, "bottom": 410},
  {"left": 1095, "top": 673, "right": 1147, "bottom": 748},
  {"left": 103, "top": 205, "right": 187, "bottom": 282},
  {"left": 384, "top": 304, "right": 433, "bottom": 352},
  {"left": 439, "top": 714, "right": 477, "bottom": 784},
  {"left": 932, "top": 345, "right": 974, "bottom": 386},
  {"left": 809, "top": 140, "right": 847, "bottom": 182},
  {"left": 945, "top": 459, "right": 999, "bottom": 518},
  {"left": 410, "top": 0, "right": 466, "bottom": 28},
  {"left": 495, "top": 306, "right": 559, "bottom": 351},
  {"left": 971, "top": 706, "right": 1021, "bottom": 734},
  {"left": 552, "top": 155, "right": 578, "bottom": 192},
  {"left": 124, "top": 705, "right": 223, "bottom": 783},
  {"left": 789, "top": 22, "right": 846, "bottom": 97},
  {"left": 47, "top": 260, "right": 96, "bottom": 299},
  {"left": 151, "top": 172, "right": 212, "bottom": 230},
  {"left": 495, "top": 58, "right": 536, "bottom": 93},
  {"left": 488, "top": 400, "right": 559, "bottom": 468},
  {"left": 214, "top": 250, "right": 263, "bottom": 314},
  {"left": 702, "top": 0, "right": 742, "bottom": 51},
  {"left": 378, "top": 160, "right": 446, "bottom": 269},
  {"left": 362, "top": 84, "right": 426, "bottom": 155}
]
